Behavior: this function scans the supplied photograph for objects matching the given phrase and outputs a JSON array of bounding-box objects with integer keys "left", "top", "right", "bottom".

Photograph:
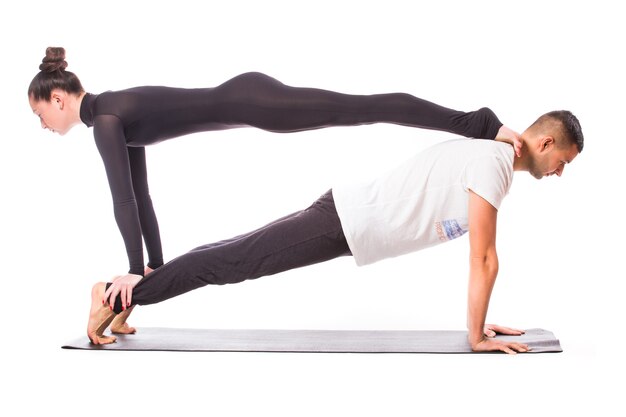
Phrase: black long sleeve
[
  {"left": 92, "top": 115, "right": 145, "bottom": 275},
  {"left": 128, "top": 147, "right": 163, "bottom": 270}
]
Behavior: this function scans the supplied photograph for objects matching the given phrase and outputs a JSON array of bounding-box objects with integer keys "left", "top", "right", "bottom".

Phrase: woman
[{"left": 29, "top": 47, "right": 520, "bottom": 334}]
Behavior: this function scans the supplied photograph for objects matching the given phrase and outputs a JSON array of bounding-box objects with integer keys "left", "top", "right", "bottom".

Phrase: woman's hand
[
  {"left": 103, "top": 273, "right": 143, "bottom": 310},
  {"left": 144, "top": 266, "right": 154, "bottom": 275},
  {"left": 495, "top": 125, "right": 522, "bottom": 157}
]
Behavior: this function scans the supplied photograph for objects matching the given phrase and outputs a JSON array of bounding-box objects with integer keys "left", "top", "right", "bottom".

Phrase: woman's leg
[
  {"left": 107, "top": 190, "right": 350, "bottom": 312},
  {"left": 212, "top": 72, "right": 501, "bottom": 139}
]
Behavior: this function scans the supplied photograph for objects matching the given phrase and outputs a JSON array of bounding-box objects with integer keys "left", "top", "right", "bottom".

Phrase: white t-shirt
[{"left": 333, "top": 139, "right": 515, "bottom": 266}]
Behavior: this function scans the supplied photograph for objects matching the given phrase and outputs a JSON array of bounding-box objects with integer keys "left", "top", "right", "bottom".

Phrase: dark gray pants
[{"left": 110, "top": 190, "right": 351, "bottom": 313}]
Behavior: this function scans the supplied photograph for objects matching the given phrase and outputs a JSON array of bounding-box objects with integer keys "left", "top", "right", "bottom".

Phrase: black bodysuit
[{"left": 79, "top": 72, "right": 502, "bottom": 276}]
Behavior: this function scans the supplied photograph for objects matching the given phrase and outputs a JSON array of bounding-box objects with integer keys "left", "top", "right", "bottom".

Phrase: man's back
[{"left": 333, "top": 139, "right": 515, "bottom": 266}]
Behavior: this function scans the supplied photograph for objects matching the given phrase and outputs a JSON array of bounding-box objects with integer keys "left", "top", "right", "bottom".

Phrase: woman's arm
[
  {"left": 495, "top": 125, "right": 522, "bottom": 157},
  {"left": 93, "top": 114, "right": 145, "bottom": 276},
  {"left": 128, "top": 147, "right": 163, "bottom": 270}
]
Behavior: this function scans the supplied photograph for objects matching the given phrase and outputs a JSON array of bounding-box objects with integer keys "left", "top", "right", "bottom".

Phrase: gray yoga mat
[{"left": 62, "top": 327, "right": 561, "bottom": 353}]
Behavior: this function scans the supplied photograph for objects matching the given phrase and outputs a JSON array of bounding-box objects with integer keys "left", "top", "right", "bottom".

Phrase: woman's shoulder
[{"left": 91, "top": 87, "right": 152, "bottom": 118}]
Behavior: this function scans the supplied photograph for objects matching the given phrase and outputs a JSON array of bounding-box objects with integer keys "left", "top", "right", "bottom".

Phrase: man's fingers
[
  {"left": 474, "top": 339, "right": 531, "bottom": 354},
  {"left": 500, "top": 342, "right": 530, "bottom": 354},
  {"left": 484, "top": 324, "right": 501, "bottom": 337},
  {"left": 503, "top": 342, "right": 530, "bottom": 354},
  {"left": 512, "top": 343, "right": 530, "bottom": 352},
  {"left": 501, "top": 346, "right": 517, "bottom": 355},
  {"left": 499, "top": 327, "right": 525, "bottom": 335},
  {"left": 488, "top": 325, "right": 525, "bottom": 335}
]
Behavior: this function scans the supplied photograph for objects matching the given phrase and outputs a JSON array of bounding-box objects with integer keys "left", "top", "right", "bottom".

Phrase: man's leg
[
  {"left": 88, "top": 190, "right": 350, "bottom": 343},
  {"left": 87, "top": 283, "right": 119, "bottom": 345},
  {"left": 211, "top": 72, "right": 501, "bottom": 139},
  {"left": 127, "top": 190, "right": 349, "bottom": 308}
]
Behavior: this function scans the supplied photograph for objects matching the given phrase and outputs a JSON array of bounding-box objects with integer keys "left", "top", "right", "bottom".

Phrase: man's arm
[{"left": 466, "top": 190, "right": 530, "bottom": 354}]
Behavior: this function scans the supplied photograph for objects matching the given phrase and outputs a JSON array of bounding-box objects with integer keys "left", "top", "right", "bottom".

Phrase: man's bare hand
[
  {"left": 472, "top": 337, "right": 530, "bottom": 355},
  {"left": 470, "top": 324, "right": 530, "bottom": 354},
  {"left": 495, "top": 125, "right": 522, "bottom": 157},
  {"left": 483, "top": 324, "right": 525, "bottom": 338}
]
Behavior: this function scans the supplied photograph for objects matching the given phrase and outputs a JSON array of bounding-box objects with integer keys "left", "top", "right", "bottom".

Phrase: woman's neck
[{"left": 67, "top": 91, "right": 87, "bottom": 128}]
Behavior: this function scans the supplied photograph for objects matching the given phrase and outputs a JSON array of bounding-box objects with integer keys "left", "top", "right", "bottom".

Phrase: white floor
[{"left": 6, "top": 332, "right": 601, "bottom": 416}]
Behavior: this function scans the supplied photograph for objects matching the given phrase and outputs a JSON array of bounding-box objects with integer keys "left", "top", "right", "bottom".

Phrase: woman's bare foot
[
  {"left": 110, "top": 306, "right": 136, "bottom": 334},
  {"left": 87, "top": 282, "right": 118, "bottom": 345}
]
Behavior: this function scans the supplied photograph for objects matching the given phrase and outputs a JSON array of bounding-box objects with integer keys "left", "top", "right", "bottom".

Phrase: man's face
[{"left": 527, "top": 138, "right": 579, "bottom": 180}]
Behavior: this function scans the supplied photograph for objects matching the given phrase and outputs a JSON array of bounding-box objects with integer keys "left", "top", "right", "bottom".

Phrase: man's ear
[{"left": 539, "top": 135, "right": 555, "bottom": 153}]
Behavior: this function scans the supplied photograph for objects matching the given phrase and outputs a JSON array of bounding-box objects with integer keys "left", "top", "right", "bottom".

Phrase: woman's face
[{"left": 29, "top": 91, "right": 73, "bottom": 135}]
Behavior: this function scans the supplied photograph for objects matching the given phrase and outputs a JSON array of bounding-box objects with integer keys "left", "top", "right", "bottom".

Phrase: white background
[{"left": 1, "top": 1, "right": 622, "bottom": 415}]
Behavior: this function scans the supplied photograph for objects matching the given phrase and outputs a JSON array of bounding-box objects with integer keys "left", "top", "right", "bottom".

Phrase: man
[{"left": 88, "top": 110, "right": 583, "bottom": 354}]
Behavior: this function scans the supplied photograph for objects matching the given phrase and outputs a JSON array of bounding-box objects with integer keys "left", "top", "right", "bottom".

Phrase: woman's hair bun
[{"left": 39, "top": 47, "right": 68, "bottom": 72}]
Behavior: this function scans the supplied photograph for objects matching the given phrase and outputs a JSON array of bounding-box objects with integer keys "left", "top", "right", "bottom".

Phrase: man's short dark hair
[{"left": 529, "top": 110, "right": 584, "bottom": 153}]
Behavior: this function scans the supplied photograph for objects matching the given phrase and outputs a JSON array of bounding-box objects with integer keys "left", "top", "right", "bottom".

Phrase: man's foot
[
  {"left": 110, "top": 306, "right": 136, "bottom": 334},
  {"left": 87, "top": 282, "right": 117, "bottom": 345}
]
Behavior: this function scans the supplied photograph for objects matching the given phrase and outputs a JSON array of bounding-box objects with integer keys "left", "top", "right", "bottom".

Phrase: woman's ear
[{"left": 50, "top": 90, "right": 65, "bottom": 110}]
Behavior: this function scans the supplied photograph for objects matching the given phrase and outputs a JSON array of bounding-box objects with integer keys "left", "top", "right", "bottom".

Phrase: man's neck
[{"left": 513, "top": 141, "right": 529, "bottom": 172}]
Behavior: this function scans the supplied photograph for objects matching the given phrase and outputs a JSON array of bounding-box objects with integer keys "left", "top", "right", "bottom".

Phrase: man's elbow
[{"left": 470, "top": 251, "right": 499, "bottom": 275}]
